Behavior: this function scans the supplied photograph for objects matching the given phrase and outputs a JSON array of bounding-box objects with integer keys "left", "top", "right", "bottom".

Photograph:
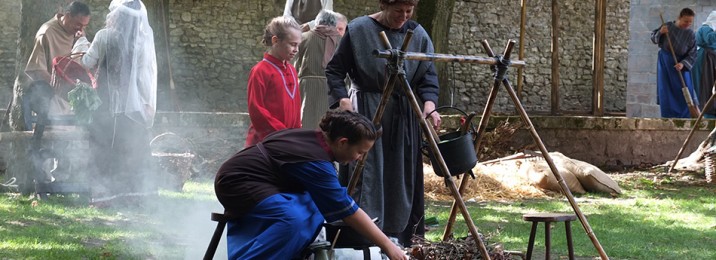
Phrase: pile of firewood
[
  {"left": 477, "top": 119, "right": 533, "bottom": 162},
  {"left": 409, "top": 235, "right": 514, "bottom": 260}
]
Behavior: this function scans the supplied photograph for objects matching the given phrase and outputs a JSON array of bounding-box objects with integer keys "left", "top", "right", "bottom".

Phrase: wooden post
[
  {"left": 517, "top": 0, "right": 528, "bottom": 101},
  {"left": 592, "top": 0, "right": 606, "bottom": 116},
  {"left": 551, "top": 0, "right": 560, "bottom": 115},
  {"left": 9, "top": 0, "right": 67, "bottom": 131}
]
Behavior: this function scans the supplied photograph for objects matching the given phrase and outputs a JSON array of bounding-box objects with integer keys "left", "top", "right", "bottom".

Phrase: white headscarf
[
  {"left": 704, "top": 11, "right": 716, "bottom": 30},
  {"left": 104, "top": 0, "right": 157, "bottom": 127}
]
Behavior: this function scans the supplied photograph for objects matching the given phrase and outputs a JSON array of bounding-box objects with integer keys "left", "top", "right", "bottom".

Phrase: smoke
[
  {"left": 122, "top": 186, "right": 227, "bottom": 259},
  {"left": 85, "top": 130, "right": 227, "bottom": 258}
]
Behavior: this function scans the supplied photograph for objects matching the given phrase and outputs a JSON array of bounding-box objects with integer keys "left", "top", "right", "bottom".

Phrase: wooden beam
[
  {"left": 551, "top": 0, "right": 560, "bottom": 115},
  {"left": 517, "top": 0, "right": 528, "bottom": 101},
  {"left": 592, "top": 0, "right": 607, "bottom": 116}
]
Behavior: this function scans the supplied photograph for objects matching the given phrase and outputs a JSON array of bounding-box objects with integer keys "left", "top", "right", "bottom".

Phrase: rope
[
  {"left": 1, "top": 177, "right": 18, "bottom": 189},
  {"left": 493, "top": 55, "right": 512, "bottom": 82}
]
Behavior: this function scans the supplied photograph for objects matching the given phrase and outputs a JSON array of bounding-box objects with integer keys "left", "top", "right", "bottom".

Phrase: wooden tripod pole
[
  {"left": 668, "top": 90, "right": 716, "bottom": 173},
  {"left": 393, "top": 52, "right": 492, "bottom": 260},
  {"left": 659, "top": 13, "right": 700, "bottom": 118},
  {"left": 348, "top": 30, "right": 492, "bottom": 259},
  {"left": 346, "top": 31, "right": 403, "bottom": 195},
  {"left": 481, "top": 41, "right": 610, "bottom": 259},
  {"left": 442, "top": 39, "right": 515, "bottom": 241}
]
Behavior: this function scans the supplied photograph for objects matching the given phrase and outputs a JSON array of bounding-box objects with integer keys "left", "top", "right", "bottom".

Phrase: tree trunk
[
  {"left": 415, "top": 0, "right": 456, "bottom": 108},
  {"left": 142, "top": 0, "right": 174, "bottom": 111},
  {"left": 8, "top": 0, "right": 66, "bottom": 131}
]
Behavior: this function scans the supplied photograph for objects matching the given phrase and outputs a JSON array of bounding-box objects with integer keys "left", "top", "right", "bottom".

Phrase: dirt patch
[{"left": 608, "top": 167, "right": 712, "bottom": 187}]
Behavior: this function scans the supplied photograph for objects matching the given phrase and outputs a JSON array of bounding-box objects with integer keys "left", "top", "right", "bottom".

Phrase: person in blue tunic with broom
[{"left": 651, "top": 8, "right": 699, "bottom": 118}]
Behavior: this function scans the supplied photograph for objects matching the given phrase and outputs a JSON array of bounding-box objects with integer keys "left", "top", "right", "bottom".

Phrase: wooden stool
[
  {"left": 522, "top": 213, "right": 577, "bottom": 260},
  {"left": 203, "top": 212, "right": 238, "bottom": 260}
]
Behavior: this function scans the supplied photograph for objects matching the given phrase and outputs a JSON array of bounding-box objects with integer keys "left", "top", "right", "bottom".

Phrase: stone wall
[
  {"left": 0, "top": 0, "right": 630, "bottom": 114},
  {"left": 151, "top": 0, "right": 378, "bottom": 112},
  {"left": 0, "top": 1, "right": 21, "bottom": 109},
  {"left": 3, "top": 113, "right": 709, "bottom": 189},
  {"left": 627, "top": 1, "right": 714, "bottom": 117},
  {"left": 448, "top": 0, "right": 629, "bottom": 114}
]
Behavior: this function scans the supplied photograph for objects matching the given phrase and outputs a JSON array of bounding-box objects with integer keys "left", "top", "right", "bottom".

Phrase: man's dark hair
[
  {"left": 679, "top": 8, "right": 695, "bottom": 18},
  {"left": 380, "top": 0, "right": 419, "bottom": 6},
  {"left": 65, "top": 1, "right": 91, "bottom": 17},
  {"left": 319, "top": 110, "right": 382, "bottom": 144}
]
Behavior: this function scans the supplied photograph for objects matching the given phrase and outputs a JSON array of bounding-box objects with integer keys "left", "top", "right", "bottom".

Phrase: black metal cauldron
[{"left": 425, "top": 106, "right": 478, "bottom": 177}]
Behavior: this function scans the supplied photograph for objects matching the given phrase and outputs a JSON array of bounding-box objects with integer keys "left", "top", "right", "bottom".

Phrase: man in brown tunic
[{"left": 25, "top": 1, "right": 90, "bottom": 116}]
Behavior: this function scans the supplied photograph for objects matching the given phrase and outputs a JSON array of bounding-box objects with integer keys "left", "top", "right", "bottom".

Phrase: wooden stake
[{"left": 669, "top": 91, "right": 716, "bottom": 173}]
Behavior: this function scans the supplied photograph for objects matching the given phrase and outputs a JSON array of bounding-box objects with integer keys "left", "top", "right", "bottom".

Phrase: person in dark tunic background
[
  {"left": 651, "top": 8, "right": 698, "bottom": 118},
  {"left": 325, "top": 0, "right": 441, "bottom": 247},
  {"left": 215, "top": 110, "right": 407, "bottom": 260},
  {"left": 284, "top": 0, "right": 334, "bottom": 32},
  {"left": 692, "top": 11, "right": 716, "bottom": 118}
]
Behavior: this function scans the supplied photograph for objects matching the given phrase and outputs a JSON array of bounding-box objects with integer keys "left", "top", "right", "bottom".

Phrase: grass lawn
[
  {"left": 1, "top": 171, "right": 715, "bottom": 259},
  {"left": 425, "top": 172, "right": 716, "bottom": 259},
  {"left": 0, "top": 181, "right": 226, "bottom": 259}
]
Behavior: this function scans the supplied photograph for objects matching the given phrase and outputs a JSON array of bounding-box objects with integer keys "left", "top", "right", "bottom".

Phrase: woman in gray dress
[{"left": 325, "top": 0, "right": 441, "bottom": 247}]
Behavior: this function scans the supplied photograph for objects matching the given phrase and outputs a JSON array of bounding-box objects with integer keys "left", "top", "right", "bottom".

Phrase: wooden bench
[{"left": 522, "top": 212, "right": 577, "bottom": 260}]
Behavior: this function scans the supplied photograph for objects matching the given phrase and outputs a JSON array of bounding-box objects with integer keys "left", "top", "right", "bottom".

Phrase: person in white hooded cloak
[{"left": 76, "top": 0, "right": 158, "bottom": 196}]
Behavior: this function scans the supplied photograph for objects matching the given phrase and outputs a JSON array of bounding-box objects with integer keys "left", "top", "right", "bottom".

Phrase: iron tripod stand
[{"left": 345, "top": 30, "right": 491, "bottom": 259}]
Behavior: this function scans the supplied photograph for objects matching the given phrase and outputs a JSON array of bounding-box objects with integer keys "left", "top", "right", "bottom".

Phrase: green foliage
[{"left": 67, "top": 81, "right": 102, "bottom": 125}]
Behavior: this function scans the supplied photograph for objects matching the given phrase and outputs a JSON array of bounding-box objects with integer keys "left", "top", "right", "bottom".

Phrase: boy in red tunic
[{"left": 246, "top": 16, "right": 303, "bottom": 147}]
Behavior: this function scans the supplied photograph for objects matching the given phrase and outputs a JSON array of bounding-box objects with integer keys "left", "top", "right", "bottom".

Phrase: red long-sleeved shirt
[{"left": 245, "top": 53, "right": 302, "bottom": 147}]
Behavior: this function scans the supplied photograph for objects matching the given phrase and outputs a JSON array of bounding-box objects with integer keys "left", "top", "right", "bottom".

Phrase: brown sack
[
  {"left": 519, "top": 154, "right": 586, "bottom": 194},
  {"left": 565, "top": 158, "right": 622, "bottom": 194}
]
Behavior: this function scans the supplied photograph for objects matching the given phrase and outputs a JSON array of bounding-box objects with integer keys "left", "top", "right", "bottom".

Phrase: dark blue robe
[{"left": 652, "top": 21, "right": 698, "bottom": 118}]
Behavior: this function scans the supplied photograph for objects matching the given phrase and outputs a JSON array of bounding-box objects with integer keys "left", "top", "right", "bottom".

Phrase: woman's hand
[
  {"left": 339, "top": 98, "right": 353, "bottom": 112},
  {"left": 384, "top": 244, "right": 409, "bottom": 260},
  {"left": 423, "top": 101, "right": 441, "bottom": 130}
]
